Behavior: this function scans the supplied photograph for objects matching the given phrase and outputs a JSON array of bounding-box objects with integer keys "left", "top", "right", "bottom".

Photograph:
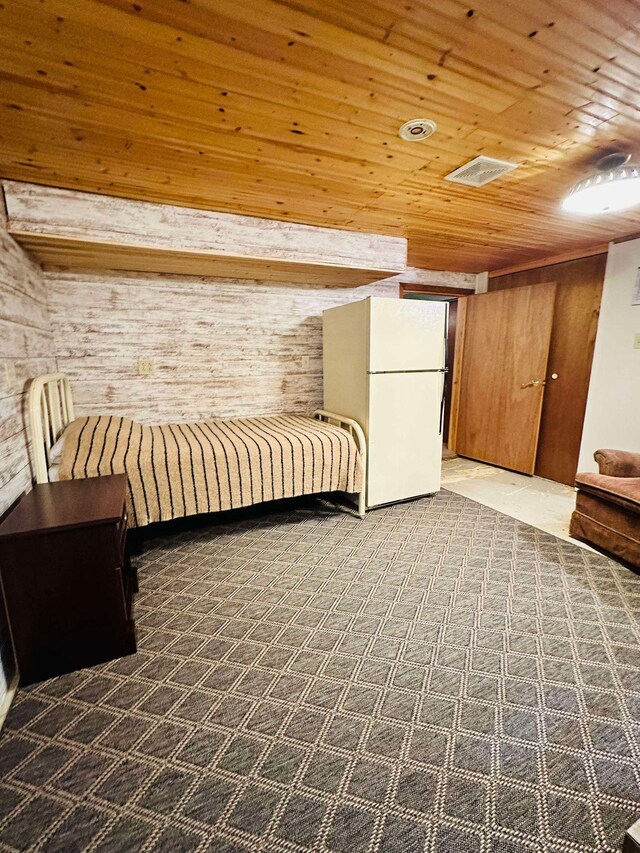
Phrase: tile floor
[{"left": 441, "top": 456, "right": 592, "bottom": 550}]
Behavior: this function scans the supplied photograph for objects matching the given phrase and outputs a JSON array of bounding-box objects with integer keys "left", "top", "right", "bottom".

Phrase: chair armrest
[{"left": 594, "top": 449, "right": 640, "bottom": 478}]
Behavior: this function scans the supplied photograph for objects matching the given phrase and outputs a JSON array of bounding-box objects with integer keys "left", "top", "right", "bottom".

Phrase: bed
[{"left": 28, "top": 374, "right": 367, "bottom": 527}]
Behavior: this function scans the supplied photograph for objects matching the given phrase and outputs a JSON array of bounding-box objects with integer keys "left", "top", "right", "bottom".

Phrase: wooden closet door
[
  {"left": 535, "top": 274, "right": 604, "bottom": 485},
  {"left": 489, "top": 254, "right": 606, "bottom": 486},
  {"left": 451, "top": 282, "right": 556, "bottom": 474}
]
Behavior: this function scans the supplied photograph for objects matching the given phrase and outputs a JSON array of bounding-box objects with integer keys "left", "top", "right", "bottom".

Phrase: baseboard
[{"left": 0, "top": 673, "right": 18, "bottom": 731}]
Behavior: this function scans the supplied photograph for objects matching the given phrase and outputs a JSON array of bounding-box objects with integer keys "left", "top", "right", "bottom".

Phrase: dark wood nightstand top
[{"left": 0, "top": 475, "right": 128, "bottom": 539}]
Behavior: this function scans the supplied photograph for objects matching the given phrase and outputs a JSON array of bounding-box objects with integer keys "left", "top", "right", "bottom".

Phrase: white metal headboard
[{"left": 28, "top": 373, "right": 75, "bottom": 484}]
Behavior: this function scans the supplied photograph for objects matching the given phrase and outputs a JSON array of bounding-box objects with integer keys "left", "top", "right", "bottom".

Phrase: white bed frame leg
[{"left": 313, "top": 409, "right": 367, "bottom": 519}]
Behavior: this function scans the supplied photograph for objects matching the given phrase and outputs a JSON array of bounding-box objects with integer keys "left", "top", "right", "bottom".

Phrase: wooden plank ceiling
[{"left": 1, "top": 0, "right": 639, "bottom": 272}]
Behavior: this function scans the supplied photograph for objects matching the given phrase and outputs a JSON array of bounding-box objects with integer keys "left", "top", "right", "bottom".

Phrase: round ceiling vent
[{"left": 398, "top": 118, "right": 437, "bottom": 141}]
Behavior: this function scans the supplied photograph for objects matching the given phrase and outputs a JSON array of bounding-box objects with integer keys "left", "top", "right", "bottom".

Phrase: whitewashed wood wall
[
  {"left": 5, "top": 182, "right": 407, "bottom": 269},
  {"left": 0, "top": 235, "right": 56, "bottom": 508},
  {"left": 0, "top": 211, "right": 56, "bottom": 706},
  {"left": 4, "top": 182, "right": 407, "bottom": 287},
  {"left": 46, "top": 267, "right": 475, "bottom": 424}
]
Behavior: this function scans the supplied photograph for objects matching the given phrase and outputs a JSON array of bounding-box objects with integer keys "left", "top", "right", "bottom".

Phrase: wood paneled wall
[
  {"left": 0, "top": 210, "right": 56, "bottom": 708},
  {"left": 46, "top": 268, "right": 474, "bottom": 425}
]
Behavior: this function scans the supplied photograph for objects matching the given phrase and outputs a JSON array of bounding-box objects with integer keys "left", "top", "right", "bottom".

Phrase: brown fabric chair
[{"left": 570, "top": 449, "right": 640, "bottom": 569}]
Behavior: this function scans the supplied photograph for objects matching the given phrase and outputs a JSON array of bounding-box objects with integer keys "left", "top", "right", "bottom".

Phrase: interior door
[
  {"left": 451, "top": 282, "right": 556, "bottom": 474},
  {"left": 367, "top": 371, "right": 443, "bottom": 507}
]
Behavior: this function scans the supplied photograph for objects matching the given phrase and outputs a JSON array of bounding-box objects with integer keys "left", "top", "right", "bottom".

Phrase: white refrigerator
[{"left": 323, "top": 297, "right": 447, "bottom": 508}]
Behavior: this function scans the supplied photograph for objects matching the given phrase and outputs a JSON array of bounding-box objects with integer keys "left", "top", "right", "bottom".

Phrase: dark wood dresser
[{"left": 0, "top": 474, "right": 137, "bottom": 685}]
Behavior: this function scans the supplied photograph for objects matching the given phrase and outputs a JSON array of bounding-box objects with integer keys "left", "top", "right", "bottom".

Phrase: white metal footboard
[
  {"left": 313, "top": 409, "right": 367, "bottom": 518},
  {"left": 28, "top": 373, "right": 75, "bottom": 484}
]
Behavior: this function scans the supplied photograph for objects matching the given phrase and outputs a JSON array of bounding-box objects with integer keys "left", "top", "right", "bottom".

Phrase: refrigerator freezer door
[
  {"left": 367, "top": 372, "right": 443, "bottom": 507},
  {"left": 368, "top": 298, "right": 446, "bottom": 372}
]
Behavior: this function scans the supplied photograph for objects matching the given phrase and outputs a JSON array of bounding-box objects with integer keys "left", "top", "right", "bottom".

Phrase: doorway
[{"left": 400, "top": 283, "right": 471, "bottom": 455}]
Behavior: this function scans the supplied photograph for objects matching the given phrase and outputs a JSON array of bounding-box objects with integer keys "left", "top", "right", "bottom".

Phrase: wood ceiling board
[
  {"left": 103, "top": 0, "right": 520, "bottom": 112},
  {"left": 0, "top": 132, "right": 387, "bottom": 222},
  {"left": 0, "top": 4, "right": 511, "bottom": 143},
  {"left": 2, "top": 0, "right": 640, "bottom": 271},
  {"left": 0, "top": 20, "right": 480, "bottom": 146},
  {"left": 0, "top": 4, "right": 616, "bottom": 113},
  {"left": 0, "top": 108, "right": 465, "bottom": 196},
  {"left": 488, "top": 244, "right": 608, "bottom": 277},
  {"left": 0, "top": 4, "right": 484, "bottom": 133},
  {"left": 274, "top": 0, "right": 636, "bottom": 108}
]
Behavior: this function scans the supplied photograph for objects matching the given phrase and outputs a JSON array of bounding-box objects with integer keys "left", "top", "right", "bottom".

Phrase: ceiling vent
[
  {"left": 398, "top": 118, "right": 437, "bottom": 141},
  {"left": 444, "top": 155, "right": 518, "bottom": 187}
]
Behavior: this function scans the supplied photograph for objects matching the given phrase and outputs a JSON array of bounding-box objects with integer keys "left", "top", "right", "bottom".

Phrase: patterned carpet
[{"left": 0, "top": 490, "right": 639, "bottom": 853}]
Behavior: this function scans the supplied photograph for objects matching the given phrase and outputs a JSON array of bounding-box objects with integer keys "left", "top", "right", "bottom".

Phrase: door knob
[
  {"left": 551, "top": 373, "right": 559, "bottom": 380},
  {"left": 520, "top": 379, "right": 545, "bottom": 388}
]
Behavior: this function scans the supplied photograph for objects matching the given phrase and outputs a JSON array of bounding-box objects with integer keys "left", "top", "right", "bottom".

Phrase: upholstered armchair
[{"left": 570, "top": 450, "right": 640, "bottom": 569}]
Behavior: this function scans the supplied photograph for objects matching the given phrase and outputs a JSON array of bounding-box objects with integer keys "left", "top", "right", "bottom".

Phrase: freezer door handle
[
  {"left": 443, "top": 304, "right": 449, "bottom": 375},
  {"left": 439, "top": 311, "right": 449, "bottom": 436},
  {"left": 440, "top": 308, "right": 448, "bottom": 436},
  {"left": 367, "top": 369, "right": 446, "bottom": 375}
]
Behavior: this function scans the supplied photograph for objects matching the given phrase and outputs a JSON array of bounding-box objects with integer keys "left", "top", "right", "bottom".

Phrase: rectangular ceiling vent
[{"left": 444, "top": 155, "right": 518, "bottom": 187}]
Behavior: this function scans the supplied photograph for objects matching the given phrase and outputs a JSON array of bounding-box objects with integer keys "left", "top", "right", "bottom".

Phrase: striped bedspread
[{"left": 58, "top": 414, "right": 363, "bottom": 527}]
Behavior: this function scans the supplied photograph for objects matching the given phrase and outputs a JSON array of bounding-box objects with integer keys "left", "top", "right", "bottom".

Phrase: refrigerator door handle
[
  {"left": 439, "top": 311, "right": 448, "bottom": 436},
  {"left": 367, "top": 369, "right": 445, "bottom": 375},
  {"left": 439, "top": 371, "right": 446, "bottom": 436}
]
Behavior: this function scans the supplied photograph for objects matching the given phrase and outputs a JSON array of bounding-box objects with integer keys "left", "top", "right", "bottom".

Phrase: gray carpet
[{"left": 0, "top": 490, "right": 639, "bottom": 853}]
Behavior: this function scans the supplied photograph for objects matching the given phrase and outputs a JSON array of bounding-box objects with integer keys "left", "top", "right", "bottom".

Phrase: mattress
[{"left": 58, "top": 414, "right": 363, "bottom": 527}]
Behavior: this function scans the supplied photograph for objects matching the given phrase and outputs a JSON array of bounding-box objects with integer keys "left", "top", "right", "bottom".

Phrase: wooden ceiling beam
[{"left": 487, "top": 244, "right": 609, "bottom": 278}]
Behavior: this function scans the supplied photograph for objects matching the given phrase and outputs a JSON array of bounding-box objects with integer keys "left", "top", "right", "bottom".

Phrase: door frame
[
  {"left": 399, "top": 283, "right": 475, "bottom": 298},
  {"left": 399, "top": 283, "right": 474, "bottom": 448},
  {"left": 448, "top": 297, "right": 467, "bottom": 454}
]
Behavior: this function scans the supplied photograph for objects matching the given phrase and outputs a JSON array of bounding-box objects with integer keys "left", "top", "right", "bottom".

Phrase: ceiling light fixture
[
  {"left": 398, "top": 118, "right": 437, "bottom": 141},
  {"left": 562, "top": 153, "right": 640, "bottom": 215}
]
